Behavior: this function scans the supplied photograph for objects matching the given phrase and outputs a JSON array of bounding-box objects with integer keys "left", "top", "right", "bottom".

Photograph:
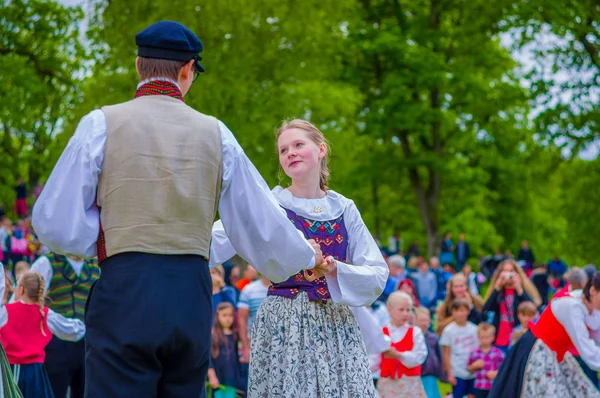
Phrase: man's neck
[
  {"left": 480, "top": 345, "right": 492, "bottom": 353},
  {"left": 455, "top": 320, "right": 468, "bottom": 327}
]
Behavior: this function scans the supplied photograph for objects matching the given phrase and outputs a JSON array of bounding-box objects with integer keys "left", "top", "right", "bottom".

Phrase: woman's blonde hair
[
  {"left": 484, "top": 259, "right": 542, "bottom": 307},
  {"left": 276, "top": 119, "right": 330, "bottom": 191}
]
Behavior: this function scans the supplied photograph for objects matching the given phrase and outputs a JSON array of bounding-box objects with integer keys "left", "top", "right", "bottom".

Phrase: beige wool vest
[{"left": 97, "top": 95, "right": 222, "bottom": 259}]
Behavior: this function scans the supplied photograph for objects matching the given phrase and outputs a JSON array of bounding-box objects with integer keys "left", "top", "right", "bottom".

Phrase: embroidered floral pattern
[
  {"left": 522, "top": 340, "right": 600, "bottom": 397},
  {"left": 248, "top": 293, "right": 376, "bottom": 398}
]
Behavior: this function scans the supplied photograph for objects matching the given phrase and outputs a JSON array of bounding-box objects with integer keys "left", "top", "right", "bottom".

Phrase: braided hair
[{"left": 18, "top": 271, "right": 47, "bottom": 336}]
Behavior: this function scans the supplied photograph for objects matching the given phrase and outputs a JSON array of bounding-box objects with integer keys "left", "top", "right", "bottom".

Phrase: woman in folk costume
[
  {"left": 31, "top": 21, "right": 326, "bottom": 397},
  {"left": 489, "top": 272, "right": 600, "bottom": 397},
  {"left": 211, "top": 119, "right": 389, "bottom": 397}
]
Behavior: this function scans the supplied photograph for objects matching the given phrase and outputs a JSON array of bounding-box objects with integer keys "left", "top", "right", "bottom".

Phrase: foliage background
[{"left": 1, "top": 0, "right": 599, "bottom": 266}]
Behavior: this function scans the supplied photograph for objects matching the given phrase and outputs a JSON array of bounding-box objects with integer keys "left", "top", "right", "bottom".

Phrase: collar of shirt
[{"left": 137, "top": 77, "right": 180, "bottom": 89}]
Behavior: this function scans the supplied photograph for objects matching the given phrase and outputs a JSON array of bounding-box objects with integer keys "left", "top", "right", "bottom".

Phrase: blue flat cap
[{"left": 136, "top": 21, "right": 204, "bottom": 72}]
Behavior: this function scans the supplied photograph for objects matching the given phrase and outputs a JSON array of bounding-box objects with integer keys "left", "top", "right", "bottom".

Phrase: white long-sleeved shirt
[
  {"left": 0, "top": 263, "right": 85, "bottom": 341},
  {"left": 369, "top": 323, "right": 428, "bottom": 372},
  {"left": 31, "top": 84, "right": 315, "bottom": 283},
  {"left": 552, "top": 290, "right": 600, "bottom": 371},
  {"left": 210, "top": 186, "right": 389, "bottom": 306}
]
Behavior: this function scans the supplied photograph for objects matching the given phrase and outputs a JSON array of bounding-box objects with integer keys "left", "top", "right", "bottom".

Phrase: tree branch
[{"left": 0, "top": 47, "right": 72, "bottom": 85}]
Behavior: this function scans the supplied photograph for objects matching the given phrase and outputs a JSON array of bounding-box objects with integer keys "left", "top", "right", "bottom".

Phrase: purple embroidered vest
[{"left": 268, "top": 208, "right": 349, "bottom": 303}]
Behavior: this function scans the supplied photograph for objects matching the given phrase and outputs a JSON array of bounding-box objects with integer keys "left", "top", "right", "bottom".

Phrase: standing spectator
[
  {"left": 509, "top": 301, "right": 538, "bottom": 347},
  {"left": 517, "top": 240, "right": 535, "bottom": 266},
  {"left": 461, "top": 264, "right": 481, "bottom": 297},
  {"left": 211, "top": 265, "right": 237, "bottom": 320},
  {"left": 456, "top": 233, "right": 471, "bottom": 270},
  {"left": 410, "top": 260, "right": 438, "bottom": 312},
  {"left": 430, "top": 257, "right": 448, "bottom": 301},
  {"left": 548, "top": 256, "right": 568, "bottom": 279},
  {"left": 440, "top": 232, "right": 454, "bottom": 267},
  {"left": 380, "top": 255, "right": 407, "bottom": 302},
  {"left": 407, "top": 240, "right": 420, "bottom": 258},
  {"left": 530, "top": 263, "right": 550, "bottom": 309},
  {"left": 14, "top": 177, "right": 27, "bottom": 218},
  {"left": 482, "top": 260, "right": 541, "bottom": 353},
  {"left": 584, "top": 264, "right": 598, "bottom": 280},
  {"left": 0, "top": 217, "right": 10, "bottom": 264},
  {"left": 207, "top": 302, "right": 244, "bottom": 396},
  {"left": 236, "top": 264, "right": 258, "bottom": 292},
  {"left": 467, "top": 323, "right": 504, "bottom": 398},
  {"left": 436, "top": 274, "right": 483, "bottom": 335},
  {"left": 415, "top": 307, "right": 444, "bottom": 398},
  {"left": 440, "top": 298, "right": 479, "bottom": 398},
  {"left": 238, "top": 275, "right": 271, "bottom": 364},
  {"left": 398, "top": 279, "right": 420, "bottom": 307}
]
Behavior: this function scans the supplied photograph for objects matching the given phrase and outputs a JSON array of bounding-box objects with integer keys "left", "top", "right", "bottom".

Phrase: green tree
[
  {"left": 342, "top": 0, "right": 530, "bottom": 257},
  {"left": 0, "top": 0, "right": 87, "bottom": 213},
  {"left": 501, "top": 0, "right": 600, "bottom": 153}
]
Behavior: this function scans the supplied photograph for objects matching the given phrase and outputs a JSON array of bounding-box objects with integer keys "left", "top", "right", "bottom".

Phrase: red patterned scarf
[{"left": 134, "top": 80, "right": 184, "bottom": 102}]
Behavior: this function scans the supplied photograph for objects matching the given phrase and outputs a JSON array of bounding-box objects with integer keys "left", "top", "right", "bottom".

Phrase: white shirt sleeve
[
  {"left": 325, "top": 201, "right": 389, "bottom": 306},
  {"left": 552, "top": 296, "right": 600, "bottom": 371},
  {"left": 215, "top": 121, "right": 315, "bottom": 283},
  {"left": 30, "top": 256, "right": 54, "bottom": 291},
  {"left": 350, "top": 306, "right": 391, "bottom": 356},
  {"left": 209, "top": 220, "right": 237, "bottom": 267},
  {"left": 46, "top": 309, "right": 86, "bottom": 341},
  {"left": 399, "top": 326, "right": 428, "bottom": 368},
  {"left": 32, "top": 110, "right": 106, "bottom": 258},
  {"left": 31, "top": 112, "right": 315, "bottom": 279}
]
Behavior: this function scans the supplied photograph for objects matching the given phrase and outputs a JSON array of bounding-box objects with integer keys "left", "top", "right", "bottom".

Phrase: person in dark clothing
[
  {"left": 455, "top": 233, "right": 471, "bottom": 270},
  {"left": 517, "top": 240, "right": 535, "bottom": 266},
  {"left": 530, "top": 263, "right": 550, "bottom": 308},
  {"left": 482, "top": 260, "right": 542, "bottom": 353},
  {"left": 14, "top": 177, "right": 27, "bottom": 218},
  {"left": 407, "top": 240, "right": 420, "bottom": 258}
]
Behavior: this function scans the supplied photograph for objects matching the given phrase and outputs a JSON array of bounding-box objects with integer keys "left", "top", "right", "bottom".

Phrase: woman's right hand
[
  {"left": 209, "top": 375, "right": 219, "bottom": 389},
  {"left": 495, "top": 274, "right": 505, "bottom": 291}
]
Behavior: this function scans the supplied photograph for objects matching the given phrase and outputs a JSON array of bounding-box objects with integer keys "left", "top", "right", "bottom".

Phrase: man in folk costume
[
  {"left": 30, "top": 253, "right": 99, "bottom": 398},
  {"left": 32, "top": 20, "right": 324, "bottom": 398}
]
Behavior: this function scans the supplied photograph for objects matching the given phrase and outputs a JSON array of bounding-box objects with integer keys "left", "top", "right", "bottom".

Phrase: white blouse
[
  {"left": 552, "top": 290, "right": 600, "bottom": 370},
  {"left": 31, "top": 103, "right": 316, "bottom": 278},
  {"left": 210, "top": 186, "right": 389, "bottom": 305},
  {"left": 369, "top": 323, "right": 428, "bottom": 372}
]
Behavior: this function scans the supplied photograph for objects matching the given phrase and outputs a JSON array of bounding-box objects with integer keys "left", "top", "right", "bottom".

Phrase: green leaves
[{"left": 0, "top": 0, "right": 88, "bottom": 211}]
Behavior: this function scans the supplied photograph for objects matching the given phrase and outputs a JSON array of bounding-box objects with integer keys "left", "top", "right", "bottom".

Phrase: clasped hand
[{"left": 305, "top": 239, "right": 336, "bottom": 281}]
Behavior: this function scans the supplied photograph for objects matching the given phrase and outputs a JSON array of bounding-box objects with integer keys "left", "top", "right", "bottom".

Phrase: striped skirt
[{"left": 0, "top": 343, "right": 22, "bottom": 398}]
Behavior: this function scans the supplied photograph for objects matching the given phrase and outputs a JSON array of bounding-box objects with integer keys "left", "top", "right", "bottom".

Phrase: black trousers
[
  {"left": 84, "top": 252, "right": 212, "bottom": 398},
  {"left": 44, "top": 337, "right": 85, "bottom": 398}
]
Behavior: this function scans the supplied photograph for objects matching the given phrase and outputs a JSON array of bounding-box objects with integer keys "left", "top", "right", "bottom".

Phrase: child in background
[
  {"left": 14, "top": 261, "right": 30, "bottom": 283},
  {"left": 467, "top": 323, "right": 504, "bottom": 398},
  {"left": 414, "top": 307, "right": 444, "bottom": 398},
  {"left": 0, "top": 268, "right": 86, "bottom": 398},
  {"left": 373, "top": 291, "right": 427, "bottom": 397},
  {"left": 440, "top": 298, "right": 478, "bottom": 398},
  {"left": 208, "top": 302, "right": 243, "bottom": 396},
  {"left": 509, "top": 301, "right": 538, "bottom": 347}
]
